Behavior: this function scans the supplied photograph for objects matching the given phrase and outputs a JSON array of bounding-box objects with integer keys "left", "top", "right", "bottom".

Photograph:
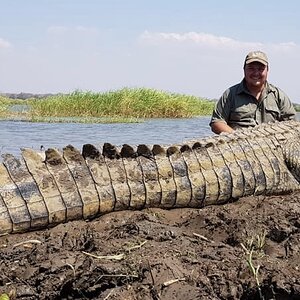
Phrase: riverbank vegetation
[
  {"left": 0, "top": 88, "right": 215, "bottom": 123},
  {"left": 0, "top": 96, "right": 25, "bottom": 118},
  {"left": 29, "top": 88, "right": 214, "bottom": 118}
]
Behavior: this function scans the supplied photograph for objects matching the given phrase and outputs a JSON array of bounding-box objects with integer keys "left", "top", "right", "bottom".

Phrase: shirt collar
[{"left": 237, "top": 79, "right": 272, "bottom": 95}]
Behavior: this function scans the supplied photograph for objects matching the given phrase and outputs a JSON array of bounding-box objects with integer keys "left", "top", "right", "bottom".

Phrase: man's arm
[
  {"left": 211, "top": 121, "right": 234, "bottom": 134},
  {"left": 210, "top": 88, "right": 234, "bottom": 134}
]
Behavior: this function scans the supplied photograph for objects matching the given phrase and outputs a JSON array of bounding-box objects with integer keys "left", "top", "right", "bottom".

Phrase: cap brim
[{"left": 245, "top": 58, "right": 268, "bottom": 66}]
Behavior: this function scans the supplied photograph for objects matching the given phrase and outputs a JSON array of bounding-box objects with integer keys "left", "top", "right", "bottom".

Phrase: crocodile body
[{"left": 1, "top": 120, "right": 300, "bottom": 235}]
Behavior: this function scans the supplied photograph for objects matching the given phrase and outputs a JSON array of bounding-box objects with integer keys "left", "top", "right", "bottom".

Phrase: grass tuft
[{"left": 28, "top": 87, "right": 214, "bottom": 120}]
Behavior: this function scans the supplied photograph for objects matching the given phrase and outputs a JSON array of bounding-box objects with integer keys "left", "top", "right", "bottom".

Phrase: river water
[{"left": 0, "top": 117, "right": 212, "bottom": 157}]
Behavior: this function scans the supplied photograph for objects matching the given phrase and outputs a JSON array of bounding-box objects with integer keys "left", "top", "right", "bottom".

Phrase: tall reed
[{"left": 28, "top": 88, "right": 215, "bottom": 119}]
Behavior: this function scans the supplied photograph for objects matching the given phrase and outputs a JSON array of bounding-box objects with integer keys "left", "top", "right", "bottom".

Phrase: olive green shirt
[{"left": 210, "top": 80, "right": 296, "bottom": 129}]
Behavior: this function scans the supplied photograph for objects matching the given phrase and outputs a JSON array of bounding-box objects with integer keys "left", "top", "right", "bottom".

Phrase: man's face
[{"left": 244, "top": 62, "right": 268, "bottom": 88}]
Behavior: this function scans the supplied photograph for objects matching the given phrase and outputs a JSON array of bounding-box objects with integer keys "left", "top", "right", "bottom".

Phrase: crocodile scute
[{"left": 1, "top": 120, "right": 300, "bottom": 234}]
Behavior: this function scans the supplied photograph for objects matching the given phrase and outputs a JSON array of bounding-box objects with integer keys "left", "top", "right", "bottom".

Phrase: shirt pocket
[
  {"left": 264, "top": 102, "right": 280, "bottom": 121},
  {"left": 230, "top": 105, "right": 254, "bottom": 121}
]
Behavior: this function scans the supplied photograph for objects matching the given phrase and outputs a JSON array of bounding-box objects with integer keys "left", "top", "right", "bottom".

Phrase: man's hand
[{"left": 211, "top": 122, "right": 234, "bottom": 134}]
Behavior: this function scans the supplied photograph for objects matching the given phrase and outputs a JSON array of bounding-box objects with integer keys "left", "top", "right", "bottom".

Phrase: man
[{"left": 210, "top": 50, "right": 296, "bottom": 134}]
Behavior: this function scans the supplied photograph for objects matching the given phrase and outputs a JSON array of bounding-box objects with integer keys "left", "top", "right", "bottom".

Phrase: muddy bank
[{"left": 0, "top": 193, "right": 299, "bottom": 299}]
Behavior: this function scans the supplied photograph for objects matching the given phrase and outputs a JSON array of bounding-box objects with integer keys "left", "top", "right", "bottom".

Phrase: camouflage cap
[{"left": 244, "top": 51, "right": 268, "bottom": 66}]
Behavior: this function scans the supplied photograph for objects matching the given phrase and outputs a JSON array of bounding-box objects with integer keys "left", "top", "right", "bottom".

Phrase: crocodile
[{"left": 0, "top": 120, "right": 300, "bottom": 235}]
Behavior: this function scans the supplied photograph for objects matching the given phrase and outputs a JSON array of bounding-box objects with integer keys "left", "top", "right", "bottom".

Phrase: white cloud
[
  {"left": 1, "top": 28, "right": 300, "bottom": 102},
  {"left": 0, "top": 38, "right": 11, "bottom": 48},
  {"left": 140, "top": 31, "right": 261, "bottom": 49},
  {"left": 139, "top": 31, "right": 299, "bottom": 52}
]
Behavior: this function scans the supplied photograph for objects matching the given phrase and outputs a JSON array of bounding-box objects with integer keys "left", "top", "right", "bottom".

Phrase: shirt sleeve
[
  {"left": 209, "top": 89, "right": 232, "bottom": 126},
  {"left": 276, "top": 88, "right": 296, "bottom": 121}
]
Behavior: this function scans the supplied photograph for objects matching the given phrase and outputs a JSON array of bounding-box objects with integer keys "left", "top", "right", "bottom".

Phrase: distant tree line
[{"left": 0, "top": 92, "right": 59, "bottom": 100}]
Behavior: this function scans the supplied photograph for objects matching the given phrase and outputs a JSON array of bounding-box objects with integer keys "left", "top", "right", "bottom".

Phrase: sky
[{"left": 1, "top": 0, "right": 300, "bottom": 102}]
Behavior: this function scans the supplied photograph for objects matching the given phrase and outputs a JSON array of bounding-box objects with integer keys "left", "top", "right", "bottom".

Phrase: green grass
[
  {"left": 29, "top": 88, "right": 214, "bottom": 118},
  {"left": 0, "top": 96, "right": 27, "bottom": 118},
  {"left": 0, "top": 88, "right": 215, "bottom": 123}
]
